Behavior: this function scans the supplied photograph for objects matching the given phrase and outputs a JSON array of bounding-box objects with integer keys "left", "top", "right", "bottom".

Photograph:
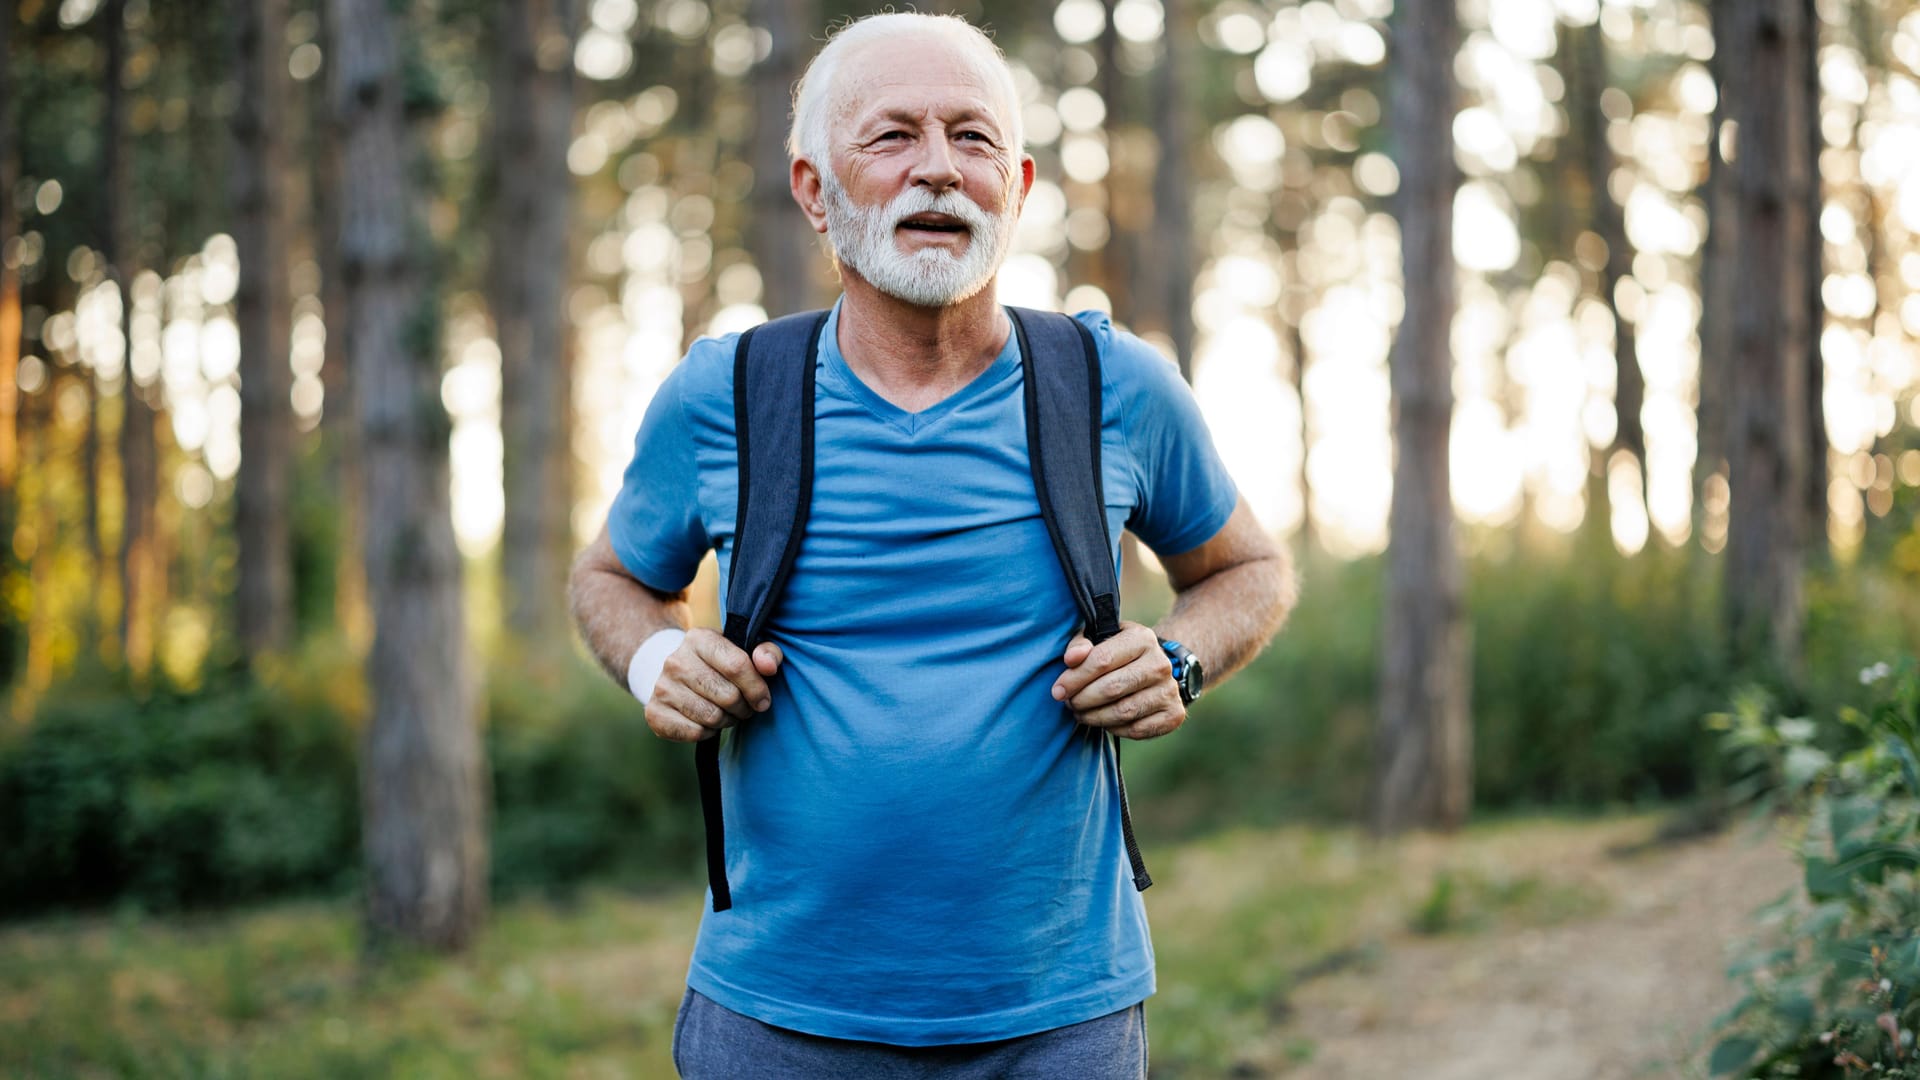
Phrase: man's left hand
[{"left": 1051, "top": 622, "right": 1185, "bottom": 740}]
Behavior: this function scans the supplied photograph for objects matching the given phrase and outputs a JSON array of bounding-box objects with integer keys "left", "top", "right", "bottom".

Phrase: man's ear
[
  {"left": 792, "top": 158, "right": 830, "bottom": 235},
  {"left": 1020, "top": 154, "right": 1036, "bottom": 199}
]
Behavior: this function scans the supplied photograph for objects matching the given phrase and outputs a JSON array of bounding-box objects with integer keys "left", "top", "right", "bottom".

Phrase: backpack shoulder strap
[
  {"left": 1008, "top": 307, "right": 1121, "bottom": 644},
  {"left": 722, "top": 309, "right": 830, "bottom": 650},
  {"left": 697, "top": 308, "right": 828, "bottom": 913},
  {"left": 1008, "top": 306, "right": 1152, "bottom": 892}
]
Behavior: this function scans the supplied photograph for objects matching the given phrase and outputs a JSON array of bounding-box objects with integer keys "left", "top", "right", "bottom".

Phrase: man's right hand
[{"left": 645, "top": 629, "right": 785, "bottom": 743}]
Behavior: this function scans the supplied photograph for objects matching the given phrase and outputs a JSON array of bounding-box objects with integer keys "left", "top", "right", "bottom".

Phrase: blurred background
[{"left": 3, "top": 0, "right": 1920, "bottom": 1076}]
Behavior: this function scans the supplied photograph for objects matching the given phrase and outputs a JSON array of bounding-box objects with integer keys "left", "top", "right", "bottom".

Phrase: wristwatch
[{"left": 1159, "top": 638, "right": 1206, "bottom": 707}]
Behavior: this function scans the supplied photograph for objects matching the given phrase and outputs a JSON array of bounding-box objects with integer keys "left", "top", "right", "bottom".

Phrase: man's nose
[{"left": 908, "top": 135, "right": 962, "bottom": 192}]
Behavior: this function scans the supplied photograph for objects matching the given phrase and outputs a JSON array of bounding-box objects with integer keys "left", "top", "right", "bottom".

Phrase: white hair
[{"left": 787, "top": 13, "right": 1025, "bottom": 171}]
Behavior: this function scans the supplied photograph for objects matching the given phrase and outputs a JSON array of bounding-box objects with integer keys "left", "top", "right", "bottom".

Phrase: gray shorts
[{"left": 671, "top": 987, "right": 1149, "bottom": 1079}]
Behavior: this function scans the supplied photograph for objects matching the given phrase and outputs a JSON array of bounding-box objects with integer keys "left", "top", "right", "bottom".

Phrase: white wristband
[{"left": 626, "top": 628, "right": 687, "bottom": 706}]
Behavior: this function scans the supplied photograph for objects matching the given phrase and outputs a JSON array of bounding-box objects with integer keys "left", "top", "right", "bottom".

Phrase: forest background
[{"left": 3, "top": 0, "right": 1920, "bottom": 1075}]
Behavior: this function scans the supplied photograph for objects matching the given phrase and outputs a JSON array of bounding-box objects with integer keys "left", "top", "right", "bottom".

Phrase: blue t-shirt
[{"left": 608, "top": 301, "right": 1239, "bottom": 1044}]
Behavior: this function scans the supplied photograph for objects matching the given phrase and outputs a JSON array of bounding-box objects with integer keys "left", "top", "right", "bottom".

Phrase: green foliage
[
  {"left": 485, "top": 658, "right": 702, "bottom": 898},
  {"left": 0, "top": 645, "right": 705, "bottom": 919},
  {"left": 0, "top": 649, "right": 364, "bottom": 913},
  {"left": 1128, "top": 543, "right": 1726, "bottom": 830},
  {"left": 1125, "top": 541, "right": 1915, "bottom": 838},
  {"left": 1709, "top": 661, "right": 1920, "bottom": 1078},
  {"left": 1468, "top": 535, "right": 1729, "bottom": 806},
  {"left": 1408, "top": 864, "right": 1607, "bottom": 936},
  {"left": 1411, "top": 869, "right": 1458, "bottom": 934}
]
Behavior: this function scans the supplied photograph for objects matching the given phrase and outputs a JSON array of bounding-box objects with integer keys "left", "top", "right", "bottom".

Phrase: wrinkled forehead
[{"left": 825, "top": 33, "right": 1020, "bottom": 141}]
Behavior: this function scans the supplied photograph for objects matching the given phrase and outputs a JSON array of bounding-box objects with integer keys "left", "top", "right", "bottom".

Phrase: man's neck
[{"left": 834, "top": 272, "right": 1010, "bottom": 414}]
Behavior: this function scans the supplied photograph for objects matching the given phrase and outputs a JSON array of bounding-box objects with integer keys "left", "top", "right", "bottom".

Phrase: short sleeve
[
  {"left": 1080, "top": 313, "right": 1241, "bottom": 557},
  {"left": 606, "top": 359, "right": 713, "bottom": 592}
]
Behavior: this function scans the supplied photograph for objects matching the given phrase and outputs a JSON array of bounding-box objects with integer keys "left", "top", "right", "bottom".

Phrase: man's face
[{"left": 813, "top": 40, "right": 1031, "bottom": 308}]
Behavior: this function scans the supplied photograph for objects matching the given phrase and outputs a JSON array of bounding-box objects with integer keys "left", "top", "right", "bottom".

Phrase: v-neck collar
[{"left": 817, "top": 299, "right": 1024, "bottom": 437}]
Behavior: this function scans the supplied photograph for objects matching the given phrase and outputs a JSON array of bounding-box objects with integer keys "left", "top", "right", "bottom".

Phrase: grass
[{"left": 0, "top": 812, "right": 1663, "bottom": 1079}]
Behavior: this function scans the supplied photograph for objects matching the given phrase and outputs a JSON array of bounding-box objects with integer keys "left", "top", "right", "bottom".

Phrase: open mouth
[{"left": 897, "top": 213, "right": 970, "bottom": 235}]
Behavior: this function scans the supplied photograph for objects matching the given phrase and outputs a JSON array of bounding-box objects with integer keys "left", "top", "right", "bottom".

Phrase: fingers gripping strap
[
  {"left": 698, "top": 310, "right": 828, "bottom": 913},
  {"left": 1009, "top": 307, "right": 1150, "bottom": 892}
]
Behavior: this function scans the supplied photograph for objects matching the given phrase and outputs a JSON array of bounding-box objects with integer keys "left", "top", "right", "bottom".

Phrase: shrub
[
  {"left": 1126, "top": 540, "right": 1740, "bottom": 832},
  {"left": 485, "top": 657, "right": 702, "bottom": 897},
  {"left": 1125, "top": 536, "right": 1918, "bottom": 838},
  {"left": 0, "top": 645, "right": 707, "bottom": 918},
  {"left": 1708, "top": 659, "right": 1920, "bottom": 1078},
  {"left": 0, "top": 654, "right": 361, "bottom": 913}
]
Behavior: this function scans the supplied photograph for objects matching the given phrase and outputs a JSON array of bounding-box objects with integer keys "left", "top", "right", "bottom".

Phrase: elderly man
[{"left": 569, "top": 12, "right": 1293, "bottom": 1077}]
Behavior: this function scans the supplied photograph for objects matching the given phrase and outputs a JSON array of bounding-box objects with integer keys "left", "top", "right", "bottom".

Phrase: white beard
[{"left": 819, "top": 169, "right": 1016, "bottom": 308}]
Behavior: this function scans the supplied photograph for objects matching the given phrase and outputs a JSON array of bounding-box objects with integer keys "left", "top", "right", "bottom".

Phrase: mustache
[{"left": 880, "top": 188, "right": 996, "bottom": 232}]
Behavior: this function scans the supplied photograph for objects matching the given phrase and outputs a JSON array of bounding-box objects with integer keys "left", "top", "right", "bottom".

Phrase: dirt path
[{"left": 1262, "top": 818, "right": 1797, "bottom": 1079}]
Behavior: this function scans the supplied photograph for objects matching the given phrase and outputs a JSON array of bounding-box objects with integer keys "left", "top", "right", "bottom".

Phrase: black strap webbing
[
  {"left": 1009, "top": 307, "right": 1151, "bottom": 891},
  {"left": 699, "top": 309, "right": 827, "bottom": 912}
]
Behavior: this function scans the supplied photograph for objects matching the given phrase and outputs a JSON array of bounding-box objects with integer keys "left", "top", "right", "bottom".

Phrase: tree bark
[
  {"left": 492, "top": 0, "right": 577, "bottom": 646},
  {"left": 331, "top": 0, "right": 487, "bottom": 951},
  {"left": 310, "top": 0, "right": 369, "bottom": 650},
  {"left": 1288, "top": 286, "right": 1311, "bottom": 555},
  {"left": 1721, "top": 0, "right": 1814, "bottom": 672},
  {"left": 1802, "top": 0, "right": 1827, "bottom": 562},
  {"left": 1372, "top": 0, "right": 1470, "bottom": 835},
  {"left": 1096, "top": 0, "right": 1133, "bottom": 316},
  {"left": 1147, "top": 0, "right": 1194, "bottom": 380},
  {"left": 674, "top": 20, "right": 723, "bottom": 352},
  {"left": 103, "top": 0, "right": 159, "bottom": 674},
  {"left": 232, "top": 0, "right": 295, "bottom": 656},
  {"left": 0, "top": 0, "right": 18, "bottom": 688},
  {"left": 1571, "top": 21, "right": 1644, "bottom": 498},
  {"left": 747, "top": 0, "right": 814, "bottom": 317},
  {"left": 0, "top": 0, "right": 17, "bottom": 502},
  {"left": 1696, "top": 0, "right": 1736, "bottom": 533}
]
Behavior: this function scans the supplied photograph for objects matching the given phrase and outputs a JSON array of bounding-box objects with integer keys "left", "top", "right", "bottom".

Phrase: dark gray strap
[
  {"left": 1009, "top": 307, "right": 1151, "bottom": 891},
  {"left": 698, "top": 309, "right": 828, "bottom": 913},
  {"left": 1010, "top": 308, "right": 1122, "bottom": 643},
  {"left": 724, "top": 310, "right": 830, "bottom": 648}
]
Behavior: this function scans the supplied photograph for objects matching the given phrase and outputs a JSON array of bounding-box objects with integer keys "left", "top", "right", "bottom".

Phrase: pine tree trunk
[
  {"left": 1722, "top": 0, "right": 1814, "bottom": 672},
  {"left": 1572, "top": 22, "right": 1645, "bottom": 494},
  {"left": 1696, "top": 0, "right": 1735, "bottom": 530},
  {"left": 1373, "top": 0, "right": 1471, "bottom": 835},
  {"left": 331, "top": 0, "right": 487, "bottom": 951},
  {"left": 84, "top": 1, "right": 117, "bottom": 644},
  {"left": 0, "top": 0, "right": 17, "bottom": 689},
  {"left": 1096, "top": 0, "right": 1133, "bottom": 316},
  {"left": 233, "top": 0, "right": 295, "bottom": 656},
  {"left": 748, "top": 0, "right": 814, "bottom": 317},
  {"left": 1149, "top": 0, "right": 1194, "bottom": 380},
  {"left": 103, "top": 0, "right": 158, "bottom": 674},
  {"left": 0, "top": 0, "right": 17, "bottom": 503},
  {"left": 22, "top": 388, "right": 55, "bottom": 712},
  {"left": 493, "top": 0, "right": 577, "bottom": 646},
  {"left": 1802, "top": 0, "right": 1827, "bottom": 562},
  {"left": 311, "top": 0, "right": 368, "bottom": 650},
  {"left": 1288, "top": 303, "right": 1311, "bottom": 554},
  {"left": 674, "top": 22, "right": 722, "bottom": 351}
]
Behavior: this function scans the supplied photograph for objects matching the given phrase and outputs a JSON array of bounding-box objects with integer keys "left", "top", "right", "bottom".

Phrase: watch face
[{"left": 1180, "top": 658, "right": 1204, "bottom": 703}]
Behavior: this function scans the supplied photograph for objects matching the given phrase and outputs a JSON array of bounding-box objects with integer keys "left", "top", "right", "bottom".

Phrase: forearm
[
  {"left": 1154, "top": 552, "right": 1295, "bottom": 686},
  {"left": 567, "top": 536, "right": 691, "bottom": 687}
]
